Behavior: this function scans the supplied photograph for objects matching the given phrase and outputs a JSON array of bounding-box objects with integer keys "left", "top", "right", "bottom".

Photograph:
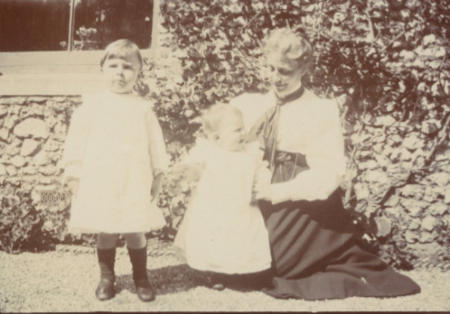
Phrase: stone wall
[
  {"left": 346, "top": 114, "right": 450, "bottom": 269},
  {"left": 0, "top": 96, "right": 81, "bottom": 239},
  {"left": 0, "top": 95, "right": 449, "bottom": 268}
]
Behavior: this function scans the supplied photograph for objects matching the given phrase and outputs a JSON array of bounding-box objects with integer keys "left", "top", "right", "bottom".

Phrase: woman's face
[{"left": 266, "top": 53, "right": 305, "bottom": 99}]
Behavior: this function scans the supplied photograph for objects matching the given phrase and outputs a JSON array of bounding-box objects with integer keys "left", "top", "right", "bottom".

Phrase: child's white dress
[
  {"left": 175, "top": 139, "right": 272, "bottom": 274},
  {"left": 61, "top": 91, "right": 168, "bottom": 233}
]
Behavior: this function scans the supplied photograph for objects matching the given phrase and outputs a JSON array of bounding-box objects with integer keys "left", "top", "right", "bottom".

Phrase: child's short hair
[
  {"left": 100, "top": 39, "right": 143, "bottom": 68},
  {"left": 202, "top": 103, "right": 243, "bottom": 135}
]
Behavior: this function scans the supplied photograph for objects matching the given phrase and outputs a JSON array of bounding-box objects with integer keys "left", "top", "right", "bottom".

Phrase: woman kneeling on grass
[{"left": 231, "top": 27, "right": 421, "bottom": 300}]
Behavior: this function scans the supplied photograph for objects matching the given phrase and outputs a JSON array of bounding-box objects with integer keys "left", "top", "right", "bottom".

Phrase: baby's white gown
[
  {"left": 175, "top": 139, "right": 272, "bottom": 274},
  {"left": 62, "top": 91, "right": 168, "bottom": 233}
]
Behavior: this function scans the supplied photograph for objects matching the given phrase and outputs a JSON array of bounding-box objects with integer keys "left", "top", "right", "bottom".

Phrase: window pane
[
  {"left": 0, "top": 0, "right": 70, "bottom": 52},
  {"left": 74, "top": 0, "right": 153, "bottom": 50}
]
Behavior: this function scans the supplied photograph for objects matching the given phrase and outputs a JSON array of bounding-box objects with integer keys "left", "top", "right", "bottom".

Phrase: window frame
[{"left": 0, "top": 0, "right": 160, "bottom": 95}]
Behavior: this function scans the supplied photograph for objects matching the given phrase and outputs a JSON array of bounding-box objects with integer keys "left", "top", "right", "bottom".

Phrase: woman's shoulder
[
  {"left": 230, "top": 91, "right": 275, "bottom": 111},
  {"left": 230, "top": 91, "right": 276, "bottom": 130},
  {"left": 303, "top": 90, "right": 337, "bottom": 105},
  {"left": 302, "top": 90, "right": 340, "bottom": 116}
]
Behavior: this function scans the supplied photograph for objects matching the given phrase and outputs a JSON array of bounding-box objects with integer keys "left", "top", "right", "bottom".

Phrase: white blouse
[{"left": 231, "top": 90, "right": 346, "bottom": 203}]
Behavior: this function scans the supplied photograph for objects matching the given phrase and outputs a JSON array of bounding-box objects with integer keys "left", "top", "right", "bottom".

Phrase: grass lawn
[{"left": 0, "top": 239, "right": 449, "bottom": 312}]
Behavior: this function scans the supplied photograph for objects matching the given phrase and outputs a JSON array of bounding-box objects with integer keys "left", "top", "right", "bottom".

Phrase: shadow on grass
[
  {"left": 115, "top": 264, "right": 211, "bottom": 296},
  {"left": 115, "top": 264, "right": 272, "bottom": 297}
]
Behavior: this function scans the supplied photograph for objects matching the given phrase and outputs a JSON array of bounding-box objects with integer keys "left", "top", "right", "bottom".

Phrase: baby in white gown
[{"left": 175, "top": 103, "right": 272, "bottom": 284}]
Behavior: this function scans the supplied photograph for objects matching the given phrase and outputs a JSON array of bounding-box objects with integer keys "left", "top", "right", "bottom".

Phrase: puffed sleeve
[
  {"left": 60, "top": 96, "right": 93, "bottom": 179},
  {"left": 271, "top": 100, "right": 346, "bottom": 202},
  {"left": 146, "top": 108, "right": 169, "bottom": 175}
]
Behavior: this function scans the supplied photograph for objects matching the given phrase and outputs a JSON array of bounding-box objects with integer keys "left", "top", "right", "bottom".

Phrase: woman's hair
[
  {"left": 202, "top": 103, "right": 242, "bottom": 135},
  {"left": 100, "top": 39, "right": 143, "bottom": 68},
  {"left": 262, "top": 28, "right": 313, "bottom": 70}
]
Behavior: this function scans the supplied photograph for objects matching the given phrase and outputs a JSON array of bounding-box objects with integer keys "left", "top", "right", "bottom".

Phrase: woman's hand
[{"left": 254, "top": 181, "right": 295, "bottom": 204}]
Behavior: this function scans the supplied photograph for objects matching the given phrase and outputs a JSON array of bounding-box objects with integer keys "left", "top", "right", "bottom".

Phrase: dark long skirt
[{"left": 259, "top": 151, "right": 420, "bottom": 300}]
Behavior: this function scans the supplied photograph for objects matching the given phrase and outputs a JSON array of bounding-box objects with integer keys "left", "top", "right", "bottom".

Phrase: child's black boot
[
  {"left": 95, "top": 248, "right": 116, "bottom": 301},
  {"left": 128, "top": 247, "right": 155, "bottom": 302}
]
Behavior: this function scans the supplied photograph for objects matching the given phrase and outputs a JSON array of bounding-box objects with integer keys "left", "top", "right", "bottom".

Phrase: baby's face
[
  {"left": 102, "top": 55, "right": 141, "bottom": 94},
  {"left": 215, "top": 113, "right": 246, "bottom": 152}
]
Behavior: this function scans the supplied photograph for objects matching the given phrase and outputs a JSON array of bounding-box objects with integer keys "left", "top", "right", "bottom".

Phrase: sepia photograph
[{"left": 0, "top": 0, "right": 448, "bottom": 312}]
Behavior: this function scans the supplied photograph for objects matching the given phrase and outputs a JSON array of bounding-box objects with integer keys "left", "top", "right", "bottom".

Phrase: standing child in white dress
[
  {"left": 61, "top": 39, "right": 168, "bottom": 302},
  {"left": 174, "top": 103, "right": 272, "bottom": 289}
]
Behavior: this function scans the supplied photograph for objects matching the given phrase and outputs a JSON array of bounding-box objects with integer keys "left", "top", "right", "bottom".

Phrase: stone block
[
  {"left": 384, "top": 206, "right": 404, "bottom": 218},
  {"left": 404, "top": 230, "right": 419, "bottom": 243},
  {"left": 3, "top": 114, "right": 18, "bottom": 129},
  {"left": 400, "top": 198, "right": 428, "bottom": 217},
  {"left": 389, "top": 149, "right": 402, "bottom": 161},
  {"left": 53, "top": 122, "right": 68, "bottom": 141},
  {"left": 20, "top": 139, "right": 41, "bottom": 156},
  {"left": 389, "top": 134, "right": 403, "bottom": 145},
  {"left": 422, "top": 185, "right": 438, "bottom": 202},
  {"left": 0, "top": 164, "right": 6, "bottom": 176},
  {"left": 426, "top": 172, "right": 449, "bottom": 186},
  {"left": 429, "top": 202, "right": 448, "bottom": 216},
  {"left": 5, "top": 165, "right": 17, "bottom": 176},
  {"left": 10, "top": 97, "right": 27, "bottom": 106},
  {"left": 384, "top": 193, "right": 400, "bottom": 207},
  {"left": 0, "top": 128, "right": 9, "bottom": 143},
  {"left": 399, "top": 184, "right": 424, "bottom": 199},
  {"left": 374, "top": 115, "right": 396, "bottom": 127},
  {"left": 10, "top": 155, "right": 26, "bottom": 167},
  {"left": 27, "top": 96, "right": 47, "bottom": 103},
  {"left": 13, "top": 118, "right": 49, "bottom": 139},
  {"left": 44, "top": 142, "right": 62, "bottom": 153},
  {"left": 419, "top": 231, "right": 437, "bottom": 243},
  {"left": 40, "top": 177, "right": 56, "bottom": 185},
  {"left": 445, "top": 189, "right": 450, "bottom": 204},
  {"left": 421, "top": 216, "right": 438, "bottom": 232},
  {"left": 20, "top": 166, "right": 36, "bottom": 176},
  {"left": 39, "top": 165, "right": 57, "bottom": 176},
  {"left": 354, "top": 182, "right": 370, "bottom": 199},
  {"left": 0, "top": 106, "right": 8, "bottom": 118},
  {"left": 421, "top": 120, "right": 440, "bottom": 135},
  {"left": 408, "top": 219, "right": 420, "bottom": 230},
  {"left": 365, "top": 170, "right": 390, "bottom": 184},
  {"left": 358, "top": 159, "right": 378, "bottom": 170},
  {"left": 403, "top": 134, "right": 423, "bottom": 151},
  {"left": 20, "top": 103, "right": 45, "bottom": 118},
  {"left": 375, "top": 216, "right": 392, "bottom": 237}
]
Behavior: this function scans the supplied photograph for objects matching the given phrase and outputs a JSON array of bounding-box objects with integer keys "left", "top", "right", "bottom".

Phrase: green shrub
[{"left": 0, "top": 181, "right": 54, "bottom": 253}]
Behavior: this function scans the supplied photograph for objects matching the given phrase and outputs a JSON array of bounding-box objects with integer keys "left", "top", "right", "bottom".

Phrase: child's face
[
  {"left": 102, "top": 54, "right": 141, "bottom": 93},
  {"left": 215, "top": 113, "right": 246, "bottom": 152}
]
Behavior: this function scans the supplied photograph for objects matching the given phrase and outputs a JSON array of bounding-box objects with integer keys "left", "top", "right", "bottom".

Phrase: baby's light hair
[
  {"left": 100, "top": 39, "right": 143, "bottom": 68},
  {"left": 202, "top": 103, "right": 243, "bottom": 136},
  {"left": 263, "top": 28, "right": 313, "bottom": 70}
]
